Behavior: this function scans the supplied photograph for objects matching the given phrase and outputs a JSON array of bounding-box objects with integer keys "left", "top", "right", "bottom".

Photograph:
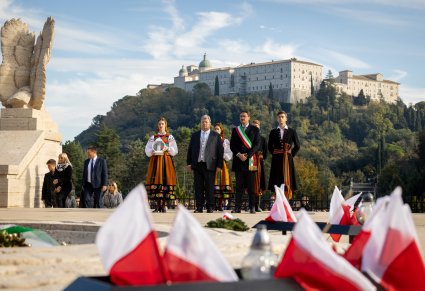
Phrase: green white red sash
[{"left": 235, "top": 125, "right": 257, "bottom": 171}]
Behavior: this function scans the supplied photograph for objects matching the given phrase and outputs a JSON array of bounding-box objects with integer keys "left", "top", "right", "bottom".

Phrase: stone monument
[{"left": 0, "top": 17, "right": 62, "bottom": 207}]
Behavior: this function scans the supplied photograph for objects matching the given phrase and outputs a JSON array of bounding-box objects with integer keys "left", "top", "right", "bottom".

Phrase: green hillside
[{"left": 67, "top": 82, "right": 425, "bottom": 210}]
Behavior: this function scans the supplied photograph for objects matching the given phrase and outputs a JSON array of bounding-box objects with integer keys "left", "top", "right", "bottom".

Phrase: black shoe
[
  {"left": 194, "top": 209, "right": 203, "bottom": 213},
  {"left": 250, "top": 208, "right": 256, "bottom": 214},
  {"left": 217, "top": 207, "right": 223, "bottom": 211},
  {"left": 231, "top": 208, "right": 241, "bottom": 213},
  {"left": 255, "top": 207, "right": 262, "bottom": 212},
  {"left": 207, "top": 208, "right": 213, "bottom": 213}
]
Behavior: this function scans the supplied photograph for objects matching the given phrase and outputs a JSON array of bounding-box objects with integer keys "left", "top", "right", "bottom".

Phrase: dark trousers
[
  {"left": 234, "top": 170, "right": 256, "bottom": 210},
  {"left": 82, "top": 182, "right": 104, "bottom": 208},
  {"left": 56, "top": 191, "right": 66, "bottom": 208},
  {"left": 193, "top": 162, "right": 215, "bottom": 210}
]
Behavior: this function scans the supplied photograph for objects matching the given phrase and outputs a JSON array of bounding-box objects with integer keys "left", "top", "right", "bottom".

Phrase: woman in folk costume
[
  {"left": 213, "top": 123, "right": 233, "bottom": 211},
  {"left": 268, "top": 111, "right": 300, "bottom": 200},
  {"left": 145, "top": 117, "right": 178, "bottom": 212}
]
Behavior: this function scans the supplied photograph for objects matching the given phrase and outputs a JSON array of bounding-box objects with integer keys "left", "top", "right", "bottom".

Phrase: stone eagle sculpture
[{"left": 0, "top": 17, "right": 54, "bottom": 109}]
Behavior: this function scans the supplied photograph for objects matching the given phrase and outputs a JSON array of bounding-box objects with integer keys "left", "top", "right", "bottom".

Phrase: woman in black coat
[
  {"left": 53, "top": 153, "right": 73, "bottom": 208},
  {"left": 268, "top": 111, "right": 300, "bottom": 200}
]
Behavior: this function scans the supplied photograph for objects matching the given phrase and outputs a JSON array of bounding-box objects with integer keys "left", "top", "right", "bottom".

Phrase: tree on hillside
[
  {"left": 268, "top": 82, "right": 274, "bottom": 99},
  {"left": 325, "top": 70, "right": 335, "bottom": 84},
  {"left": 193, "top": 82, "right": 212, "bottom": 99},
  {"left": 310, "top": 75, "right": 315, "bottom": 97},
  {"left": 121, "top": 139, "right": 147, "bottom": 195},
  {"left": 214, "top": 75, "right": 220, "bottom": 96},
  {"left": 95, "top": 125, "right": 125, "bottom": 185},
  {"left": 354, "top": 89, "right": 368, "bottom": 106},
  {"left": 62, "top": 140, "right": 86, "bottom": 192}
]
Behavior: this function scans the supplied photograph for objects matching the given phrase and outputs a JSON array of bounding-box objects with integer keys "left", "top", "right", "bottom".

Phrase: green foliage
[
  {"left": 73, "top": 85, "right": 425, "bottom": 207},
  {"left": 95, "top": 125, "right": 125, "bottom": 186},
  {"left": 205, "top": 218, "right": 249, "bottom": 231},
  {"left": 121, "top": 139, "right": 148, "bottom": 196}
]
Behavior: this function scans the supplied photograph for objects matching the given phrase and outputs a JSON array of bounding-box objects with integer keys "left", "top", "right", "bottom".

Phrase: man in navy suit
[
  {"left": 81, "top": 145, "right": 108, "bottom": 208},
  {"left": 187, "top": 115, "right": 224, "bottom": 213},
  {"left": 230, "top": 111, "right": 261, "bottom": 214}
]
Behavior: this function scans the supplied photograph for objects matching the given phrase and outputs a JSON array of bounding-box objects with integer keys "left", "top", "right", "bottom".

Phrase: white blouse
[
  {"left": 145, "top": 134, "right": 178, "bottom": 157},
  {"left": 223, "top": 139, "right": 232, "bottom": 161}
]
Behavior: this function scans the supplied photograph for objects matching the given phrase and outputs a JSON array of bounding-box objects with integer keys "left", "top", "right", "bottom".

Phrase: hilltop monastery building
[{"left": 151, "top": 54, "right": 400, "bottom": 103}]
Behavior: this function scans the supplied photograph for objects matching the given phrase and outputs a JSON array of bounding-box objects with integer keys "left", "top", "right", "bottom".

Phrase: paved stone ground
[{"left": 0, "top": 208, "right": 424, "bottom": 290}]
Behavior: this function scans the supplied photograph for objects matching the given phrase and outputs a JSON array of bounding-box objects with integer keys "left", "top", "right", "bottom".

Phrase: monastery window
[
  {"left": 265, "top": 76, "right": 267, "bottom": 80},
  {"left": 281, "top": 75, "right": 283, "bottom": 80},
  {"left": 281, "top": 68, "right": 283, "bottom": 73},
  {"left": 257, "top": 77, "right": 258, "bottom": 81}
]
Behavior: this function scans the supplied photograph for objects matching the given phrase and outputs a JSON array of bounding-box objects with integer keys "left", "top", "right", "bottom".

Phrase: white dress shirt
[
  {"left": 87, "top": 156, "right": 97, "bottom": 183},
  {"left": 278, "top": 125, "right": 288, "bottom": 139}
]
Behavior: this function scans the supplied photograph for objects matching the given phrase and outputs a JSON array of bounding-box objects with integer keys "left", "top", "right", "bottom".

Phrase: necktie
[{"left": 91, "top": 159, "right": 95, "bottom": 182}]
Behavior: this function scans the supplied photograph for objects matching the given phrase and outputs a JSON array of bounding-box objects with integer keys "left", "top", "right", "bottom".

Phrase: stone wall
[{"left": 0, "top": 108, "right": 61, "bottom": 207}]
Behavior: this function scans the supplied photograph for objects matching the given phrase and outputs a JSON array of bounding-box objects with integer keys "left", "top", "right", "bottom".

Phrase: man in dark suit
[
  {"left": 81, "top": 145, "right": 108, "bottom": 208},
  {"left": 268, "top": 111, "right": 300, "bottom": 200},
  {"left": 230, "top": 111, "right": 261, "bottom": 214},
  {"left": 187, "top": 115, "right": 224, "bottom": 213}
]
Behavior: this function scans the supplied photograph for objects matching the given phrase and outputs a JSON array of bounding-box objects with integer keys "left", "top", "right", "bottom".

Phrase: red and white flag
[
  {"left": 275, "top": 209, "right": 375, "bottom": 291},
  {"left": 163, "top": 205, "right": 238, "bottom": 283},
  {"left": 361, "top": 187, "right": 425, "bottom": 290},
  {"left": 96, "top": 184, "right": 168, "bottom": 286},
  {"left": 343, "top": 195, "right": 390, "bottom": 269},
  {"left": 328, "top": 186, "right": 351, "bottom": 242},
  {"left": 345, "top": 192, "right": 362, "bottom": 212},
  {"left": 265, "top": 185, "right": 296, "bottom": 222}
]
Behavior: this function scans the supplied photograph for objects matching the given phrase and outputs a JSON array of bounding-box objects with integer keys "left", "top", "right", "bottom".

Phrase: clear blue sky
[{"left": 1, "top": 0, "right": 424, "bottom": 141}]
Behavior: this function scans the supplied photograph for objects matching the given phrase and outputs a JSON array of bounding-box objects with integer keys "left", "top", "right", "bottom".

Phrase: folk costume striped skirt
[
  {"left": 214, "top": 161, "right": 233, "bottom": 199},
  {"left": 145, "top": 153, "right": 176, "bottom": 200}
]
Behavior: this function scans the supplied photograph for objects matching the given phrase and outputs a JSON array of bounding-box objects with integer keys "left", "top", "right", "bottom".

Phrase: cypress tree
[
  {"left": 214, "top": 75, "right": 220, "bottom": 96},
  {"left": 268, "top": 82, "right": 274, "bottom": 99}
]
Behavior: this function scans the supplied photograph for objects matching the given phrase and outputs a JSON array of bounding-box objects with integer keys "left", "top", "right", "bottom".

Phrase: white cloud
[
  {"left": 324, "top": 50, "right": 371, "bottom": 69},
  {"left": 399, "top": 86, "right": 425, "bottom": 105},
  {"left": 142, "top": 1, "right": 253, "bottom": 59},
  {"left": 389, "top": 69, "right": 407, "bottom": 82},
  {"left": 260, "top": 39, "right": 298, "bottom": 60}
]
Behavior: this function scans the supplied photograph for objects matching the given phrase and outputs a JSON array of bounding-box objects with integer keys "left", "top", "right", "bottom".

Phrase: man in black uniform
[{"left": 268, "top": 111, "right": 300, "bottom": 200}]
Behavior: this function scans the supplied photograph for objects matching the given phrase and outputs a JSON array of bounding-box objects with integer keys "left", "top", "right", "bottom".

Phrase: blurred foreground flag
[
  {"left": 275, "top": 209, "right": 375, "bottom": 291},
  {"left": 163, "top": 205, "right": 238, "bottom": 283},
  {"left": 328, "top": 186, "right": 351, "bottom": 242},
  {"left": 360, "top": 187, "right": 425, "bottom": 290},
  {"left": 96, "top": 184, "right": 168, "bottom": 286},
  {"left": 265, "top": 185, "right": 296, "bottom": 222}
]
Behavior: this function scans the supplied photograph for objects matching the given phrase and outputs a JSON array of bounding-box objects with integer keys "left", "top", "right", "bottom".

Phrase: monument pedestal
[{"left": 0, "top": 108, "right": 62, "bottom": 207}]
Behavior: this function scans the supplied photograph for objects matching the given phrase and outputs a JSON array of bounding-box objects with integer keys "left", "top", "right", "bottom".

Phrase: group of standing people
[
  {"left": 43, "top": 110, "right": 299, "bottom": 213},
  {"left": 41, "top": 153, "right": 76, "bottom": 208},
  {"left": 144, "top": 110, "right": 300, "bottom": 214},
  {"left": 42, "top": 146, "right": 123, "bottom": 209}
]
